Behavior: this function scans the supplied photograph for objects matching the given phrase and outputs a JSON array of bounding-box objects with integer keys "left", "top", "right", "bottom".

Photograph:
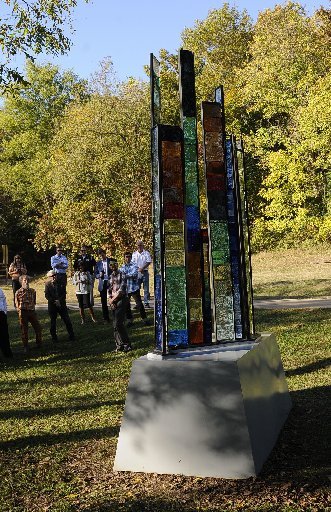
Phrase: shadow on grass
[
  {"left": 256, "top": 307, "right": 331, "bottom": 328},
  {"left": 0, "top": 398, "right": 125, "bottom": 420},
  {"left": 260, "top": 385, "right": 330, "bottom": 483},
  {"left": 2, "top": 310, "right": 154, "bottom": 370},
  {"left": 286, "top": 357, "right": 331, "bottom": 377},
  {"left": 0, "top": 425, "right": 120, "bottom": 451},
  {"left": 254, "top": 278, "right": 331, "bottom": 300}
]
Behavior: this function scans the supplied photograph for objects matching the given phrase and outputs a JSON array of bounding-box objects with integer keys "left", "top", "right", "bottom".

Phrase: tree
[
  {"left": 34, "top": 76, "right": 152, "bottom": 255},
  {"left": 0, "top": 61, "right": 88, "bottom": 244},
  {"left": 0, "top": 0, "right": 89, "bottom": 89},
  {"left": 181, "top": 2, "right": 253, "bottom": 130},
  {"left": 240, "top": 3, "right": 331, "bottom": 248}
]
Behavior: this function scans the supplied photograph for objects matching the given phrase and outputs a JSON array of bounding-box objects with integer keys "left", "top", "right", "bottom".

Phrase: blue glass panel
[
  {"left": 186, "top": 205, "right": 200, "bottom": 230},
  {"left": 155, "top": 275, "right": 163, "bottom": 351},
  {"left": 168, "top": 329, "right": 189, "bottom": 348}
]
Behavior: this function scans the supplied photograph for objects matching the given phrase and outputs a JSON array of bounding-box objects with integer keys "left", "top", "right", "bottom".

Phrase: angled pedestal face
[{"left": 113, "top": 333, "right": 291, "bottom": 479}]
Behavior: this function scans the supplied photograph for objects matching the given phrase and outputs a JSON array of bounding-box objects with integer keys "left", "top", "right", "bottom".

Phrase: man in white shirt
[
  {"left": 132, "top": 240, "right": 152, "bottom": 307},
  {"left": 0, "top": 287, "right": 13, "bottom": 358}
]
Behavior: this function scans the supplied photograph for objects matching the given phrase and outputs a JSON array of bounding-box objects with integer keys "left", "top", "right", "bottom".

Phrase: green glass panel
[
  {"left": 166, "top": 234, "right": 185, "bottom": 250},
  {"left": 184, "top": 143, "right": 197, "bottom": 163},
  {"left": 186, "top": 182, "right": 199, "bottom": 206},
  {"left": 166, "top": 250, "right": 185, "bottom": 266},
  {"left": 214, "top": 280, "right": 232, "bottom": 296},
  {"left": 210, "top": 221, "right": 229, "bottom": 252},
  {"left": 183, "top": 117, "right": 196, "bottom": 143},
  {"left": 166, "top": 267, "right": 187, "bottom": 330},
  {"left": 154, "top": 250, "right": 161, "bottom": 273},
  {"left": 212, "top": 250, "right": 229, "bottom": 265},
  {"left": 185, "top": 161, "right": 198, "bottom": 182}
]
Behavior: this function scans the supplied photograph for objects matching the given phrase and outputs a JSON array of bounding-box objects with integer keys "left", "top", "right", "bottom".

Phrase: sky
[{"left": 8, "top": 0, "right": 330, "bottom": 82}]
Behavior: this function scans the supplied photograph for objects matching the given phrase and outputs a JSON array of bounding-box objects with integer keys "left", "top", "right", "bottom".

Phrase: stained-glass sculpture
[
  {"left": 179, "top": 49, "right": 204, "bottom": 345},
  {"left": 201, "top": 91, "right": 235, "bottom": 342},
  {"left": 150, "top": 54, "right": 255, "bottom": 353}
]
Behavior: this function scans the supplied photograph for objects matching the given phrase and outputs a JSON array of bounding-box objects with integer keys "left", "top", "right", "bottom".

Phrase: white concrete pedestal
[{"left": 113, "top": 333, "right": 291, "bottom": 479}]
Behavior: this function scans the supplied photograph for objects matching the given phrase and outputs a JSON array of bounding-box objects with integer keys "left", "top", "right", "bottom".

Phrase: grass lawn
[
  {"left": 0, "top": 305, "right": 330, "bottom": 511},
  {"left": 252, "top": 246, "right": 331, "bottom": 299},
  {"left": 2, "top": 245, "right": 331, "bottom": 306}
]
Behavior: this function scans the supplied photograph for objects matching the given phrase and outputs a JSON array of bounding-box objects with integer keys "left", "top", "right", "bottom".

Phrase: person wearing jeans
[
  {"left": 95, "top": 249, "right": 114, "bottom": 323},
  {"left": 108, "top": 260, "right": 131, "bottom": 352},
  {"left": 132, "top": 241, "right": 152, "bottom": 307},
  {"left": 120, "top": 252, "right": 150, "bottom": 326}
]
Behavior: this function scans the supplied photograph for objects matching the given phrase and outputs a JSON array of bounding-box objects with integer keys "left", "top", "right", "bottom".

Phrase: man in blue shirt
[
  {"left": 51, "top": 245, "right": 68, "bottom": 288},
  {"left": 120, "top": 252, "right": 150, "bottom": 326}
]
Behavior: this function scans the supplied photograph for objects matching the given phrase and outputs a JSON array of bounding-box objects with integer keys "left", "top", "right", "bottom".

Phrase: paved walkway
[
  {"left": 7, "top": 297, "right": 331, "bottom": 312},
  {"left": 254, "top": 297, "right": 331, "bottom": 309}
]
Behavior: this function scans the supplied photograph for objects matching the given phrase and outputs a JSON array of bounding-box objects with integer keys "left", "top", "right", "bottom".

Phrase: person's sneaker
[
  {"left": 143, "top": 319, "right": 151, "bottom": 326},
  {"left": 144, "top": 303, "right": 151, "bottom": 308},
  {"left": 115, "top": 346, "right": 124, "bottom": 353},
  {"left": 126, "top": 320, "right": 134, "bottom": 327},
  {"left": 124, "top": 345, "right": 132, "bottom": 353}
]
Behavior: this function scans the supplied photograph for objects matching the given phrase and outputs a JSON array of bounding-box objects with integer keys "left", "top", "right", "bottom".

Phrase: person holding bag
[{"left": 72, "top": 262, "right": 96, "bottom": 325}]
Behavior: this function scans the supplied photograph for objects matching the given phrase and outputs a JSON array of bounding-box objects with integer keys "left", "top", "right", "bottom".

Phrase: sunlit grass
[{"left": 0, "top": 307, "right": 329, "bottom": 511}]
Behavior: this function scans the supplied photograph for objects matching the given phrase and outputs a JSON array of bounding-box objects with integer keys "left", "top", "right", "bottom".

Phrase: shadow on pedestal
[{"left": 113, "top": 333, "right": 291, "bottom": 479}]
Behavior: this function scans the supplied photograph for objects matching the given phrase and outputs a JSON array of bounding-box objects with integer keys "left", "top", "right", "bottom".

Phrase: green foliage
[
  {"left": 241, "top": 3, "right": 331, "bottom": 249},
  {"left": 1, "top": 2, "right": 331, "bottom": 253},
  {"left": 0, "top": 0, "right": 89, "bottom": 89},
  {"left": 34, "top": 75, "right": 152, "bottom": 254},
  {"left": 0, "top": 61, "right": 88, "bottom": 244},
  {"left": 182, "top": 2, "right": 253, "bottom": 119}
]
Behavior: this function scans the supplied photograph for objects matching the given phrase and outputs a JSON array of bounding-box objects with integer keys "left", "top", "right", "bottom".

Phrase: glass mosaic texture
[
  {"left": 162, "top": 133, "right": 188, "bottom": 348},
  {"left": 201, "top": 99, "right": 235, "bottom": 341},
  {"left": 150, "top": 53, "right": 255, "bottom": 353},
  {"left": 179, "top": 49, "right": 204, "bottom": 345}
]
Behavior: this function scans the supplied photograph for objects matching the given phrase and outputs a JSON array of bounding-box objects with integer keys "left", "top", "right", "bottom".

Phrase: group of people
[{"left": 0, "top": 241, "right": 152, "bottom": 358}]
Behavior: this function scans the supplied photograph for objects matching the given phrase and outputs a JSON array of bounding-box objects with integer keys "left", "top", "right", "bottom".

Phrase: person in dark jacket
[
  {"left": 108, "top": 259, "right": 131, "bottom": 352},
  {"left": 45, "top": 270, "right": 75, "bottom": 342}
]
